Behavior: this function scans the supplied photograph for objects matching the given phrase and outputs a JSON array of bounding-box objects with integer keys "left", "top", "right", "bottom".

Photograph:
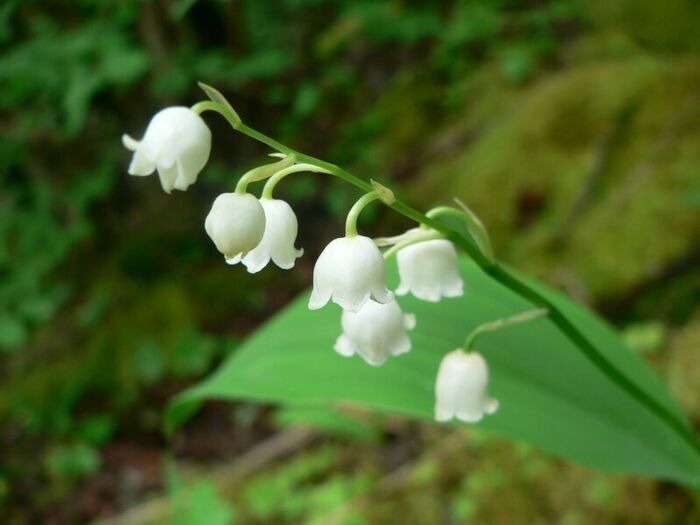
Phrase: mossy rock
[
  {"left": 410, "top": 53, "right": 700, "bottom": 301},
  {"left": 664, "top": 312, "right": 700, "bottom": 416},
  {"left": 0, "top": 282, "right": 197, "bottom": 430},
  {"left": 590, "top": 0, "right": 700, "bottom": 53}
]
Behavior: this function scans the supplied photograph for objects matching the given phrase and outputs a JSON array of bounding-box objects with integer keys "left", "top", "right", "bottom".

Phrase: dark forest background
[{"left": 1, "top": 1, "right": 700, "bottom": 523}]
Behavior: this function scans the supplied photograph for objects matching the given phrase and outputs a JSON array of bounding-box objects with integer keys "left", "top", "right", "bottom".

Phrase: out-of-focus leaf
[
  {"left": 168, "top": 465, "right": 236, "bottom": 525},
  {"left": 171, "top": 0, "right": 200, "bottom": 20},
  {"left": 44, "top": 443, "right": 101, "bottom": 479},
  {"left": 76, "top": 415, "right": 117, "bottom": 447},
  {"left": 134, "top": 339, "right": 165, "bottom": 385},
  {"left": 623, "top": 322, "right": 668, "bottom": 354},
  {"left": 0, "top": 313, "right": 28, "bottom": 351},
  {"left": 275, "top": 406, "right": 380, "bottom": 442},
  {"left": 170, "top": 258, "right": 700, "bottom": 486},
  {"left": 500, "top": 46, "right": 537, "bottom": 82}
]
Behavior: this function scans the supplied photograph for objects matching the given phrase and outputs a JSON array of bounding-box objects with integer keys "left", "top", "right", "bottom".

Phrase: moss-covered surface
[{"left": 409, "top": 51, "right": 700, "bottom": 304}]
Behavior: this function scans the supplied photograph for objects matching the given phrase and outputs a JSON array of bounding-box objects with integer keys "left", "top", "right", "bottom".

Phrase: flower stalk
[
  {"left": 382, "top": 230, "right": 443, "bottom": 260},
  {"left": 235, "top": 157, "right": 294, "bottom": 194},
  {"left": 345, "top": 191, "right": 382, "bottom": 237},
  {"left": 426, "top": 203, "right": 494, "bottom": 263},
  {"left": 262, "top": 163, "right": 331, "bottom": 199},
  {"left": 190, "top": 85, "right": 700, "bottom": 455},
  {"left": 463, "top": 308, "right": 548, "bottom": 351}
]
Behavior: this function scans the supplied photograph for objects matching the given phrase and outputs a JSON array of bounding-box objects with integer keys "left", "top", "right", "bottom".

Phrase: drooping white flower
[
  {"left": 334, "top": 299, "right": 415, "bottom": 366},
  {"left": 434, "top": 350, "right": 498, "bottom": 423},
  {"left": 309, "top": 235, "right": 393, "bottom": 312},
  {"left": 205, "top": 192, "right": 266, "bottom": 262},
  {"left": 122, "top": 106, "right": 211, "bottom": 193},
  {"left": 396, "top": 239, "right": 463, "bottom": 302},
  {"left": 240, "top": 198, "right": 303, "bottom": 273}
]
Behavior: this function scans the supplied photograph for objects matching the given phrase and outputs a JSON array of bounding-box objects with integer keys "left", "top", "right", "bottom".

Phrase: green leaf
[
  {"left": 169, "top": 258, "right": 700, "bottom": 486},
  {"left": 198, "top": 82, "right": 241, "bottom": 124}
]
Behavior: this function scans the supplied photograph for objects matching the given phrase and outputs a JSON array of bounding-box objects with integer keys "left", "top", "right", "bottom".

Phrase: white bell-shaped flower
[
  {"left": 334, "top": 299, "right": 415, "bottom": 366},
  {"left": 396, "top": 239, "right": 463, "bottom": 302},
  {"left": 240, "top": 198, "right": 303, "bottom": 273},
  {"left": 309, "top": 235, "right": 393, "bottom": 312},
  {"left": 434, "top": 350, "right": 498, "bottom": 423},
  {"left": 122, "top": 106, "right": 211, "bottom": 193},
  {"left": 205, "top": 192, "right": 266, "bottom": 262}
]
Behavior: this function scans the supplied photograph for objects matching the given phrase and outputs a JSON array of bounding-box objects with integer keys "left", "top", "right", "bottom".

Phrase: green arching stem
[
  {"left": 262, "top": 163, "right": 331, "bottom": 199},
  {"left": 382, "top": 230, "right": 443, "bottom": 260},
  {"left": 426, "top": 206, "right": 494, "bottom": 263},
  {"left": 235, "top": 157, "right": 294, "bottom": 193},
  {"left": 194, "top": 99, "right": 700, "bottom": 456},
  {"left": 192, "top": 100, "right": 240, "bottom": 128},
  {"left": 345, "top": 191, "right": 381, "bottom": 237},
  {"left": 463, "top": 308, "right": 549, "bottom": 351},
  {"left": 373, "top": 230, "right": 419, "bottom": 247}
]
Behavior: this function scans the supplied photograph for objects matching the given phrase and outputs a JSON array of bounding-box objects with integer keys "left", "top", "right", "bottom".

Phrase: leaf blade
[{"left": 170, "top": 259, "right": 700, "bottom": 486}]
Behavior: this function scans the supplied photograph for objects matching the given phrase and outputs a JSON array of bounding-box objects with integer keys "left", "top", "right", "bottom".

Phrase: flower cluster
[{"left": 123, "top": 103, "right": 508, "bottom": 425}]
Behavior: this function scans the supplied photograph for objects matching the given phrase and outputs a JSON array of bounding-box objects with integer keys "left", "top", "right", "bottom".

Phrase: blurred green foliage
[
  {"left": 168, "top": 463, "right": 236, "bottom": 525},
  {"left": 0, "top": 0, "right": 586, "bottom": 355},
  {"left": 241, "top": 444, "right": 373, "bottom": 523}
]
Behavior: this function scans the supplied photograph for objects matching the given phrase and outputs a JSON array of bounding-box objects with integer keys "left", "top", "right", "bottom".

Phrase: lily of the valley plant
[{"left": 123, "top": 83, "right": 618, "bottom": 425}]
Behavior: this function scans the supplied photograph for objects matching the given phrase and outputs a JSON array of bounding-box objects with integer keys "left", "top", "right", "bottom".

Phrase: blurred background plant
[{"left": 1, "top": 0, "right": 699, "bottom": 523}]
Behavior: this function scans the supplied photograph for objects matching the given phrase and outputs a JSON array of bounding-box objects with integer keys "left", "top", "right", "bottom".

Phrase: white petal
[
  {"left": 484, "top": 398, "right": 499, "bottom": 415},
  {"left": 242, "top": 199, "right": 303, "bottom": 273},
  {"left": 242, "top": 254, "right": 272, "bottom": 274},
  {"left": 403, "top": 313, "right": 417, "bottom": 330},
  {"left": 122, "top": 107, "right": 211, "bottom": 192},
  {"left": 123, "top": 134, "right": 156, "bottom": 177},
  {"left": 310, "top": 235, "right": 391, "bottom": 312},
  {"left": 389, "top": 333, "right": 412, "bottom": 357},
  {"left": 434, "top": 405, "right": 455, "bottom": 422},
  {"left": 225, "top": 254, "right": 242, "bottom": 266},
  {"left": 397, "top": 239, "right": 463, "bottom": 302},
  {"left": 272, "top": 247, "right": 303, "bottom": 270},
  {"left": 456, "top": 409, "right": 485, "bottom": 423},
  {"left": 127, "top": 149, "right": 156, "bottom": 177},
  {"left": 205, "top": 193, "right": 266, "bottom": 260},
  {"left": 308, "top": 286, "right": 332, "bottom": 310},
  {"left": 434, "top": 350, "right": 497, "bottom": 423},
  {"left": 156, "top": 163, "right": 178, "bottom": 193},
  {"left": 335, "top": 299, "right": 413, "bottom": 366},
  {"left": 333, "top": 335, "right": 356, "bottom": 358},
  {"left": 370, "top": 284, "right": 394, "bottom": 305},
  {"left": 122, "top": 134, "right": 140, "bottom": 151},
  {"left": 332, "top": 288, "right": 373, "bottom": 313}
]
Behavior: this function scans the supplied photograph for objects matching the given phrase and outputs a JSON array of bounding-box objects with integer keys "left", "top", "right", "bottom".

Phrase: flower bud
[
  {"left": 396, "top": 239, "right": 463, "bottom": 302},
  {"left": 309, "top": 235, "right": 393, "bottom": 312},
  {"left": 334, "top": 299, "right": 415, "bottom": 366},
  {"left": 241, "top": 198, "right": 303, "bottom": 273},
  {"left": 122, "top": 107, "right": 211, "bottom": 193},
  {"left": 434, "top": 350, "right": 498, "bottom": 423},
  {"left": 205, "top": 193, "right": 265, "bottom": 261}
]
